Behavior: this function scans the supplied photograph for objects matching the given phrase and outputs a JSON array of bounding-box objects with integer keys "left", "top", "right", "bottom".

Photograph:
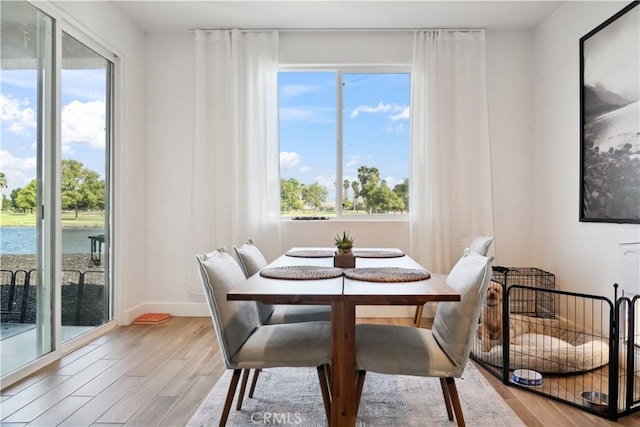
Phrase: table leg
[{"left": 331, "top": 300, "right": 357, "bottom": 427}]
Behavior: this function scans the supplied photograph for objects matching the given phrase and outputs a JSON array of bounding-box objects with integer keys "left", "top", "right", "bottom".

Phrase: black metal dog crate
[
  {"left": 491, "top": 266, "right": 555, "bottom": 318},
  {"left": 472, "top": 279, "right": 640, "bottom": 421}
]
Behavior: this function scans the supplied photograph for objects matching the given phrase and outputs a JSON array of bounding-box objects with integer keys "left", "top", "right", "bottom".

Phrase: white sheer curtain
[
  {"left": 409, "top": 30, "right": 494, "bottom": 274},
  {"left": 188, "top": 29, "right": 281, "bottom": 292}
]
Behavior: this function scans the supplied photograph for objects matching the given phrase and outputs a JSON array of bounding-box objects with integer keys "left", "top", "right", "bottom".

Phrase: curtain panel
[
  {"left": 188, "top": 29, "right": 282, "bottom": 292},
  {"left": 409, "top": 30, "right": 495, "bottom": 274}
]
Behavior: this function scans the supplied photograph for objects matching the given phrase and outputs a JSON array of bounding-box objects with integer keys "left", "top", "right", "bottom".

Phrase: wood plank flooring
[{"left": 1, "top": 316, "right": 640, "bottom": 426}]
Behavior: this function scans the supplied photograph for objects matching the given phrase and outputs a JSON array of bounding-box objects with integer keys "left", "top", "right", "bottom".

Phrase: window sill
[{"left": 282, "top": 216, "right": 409, "bottom": 222}]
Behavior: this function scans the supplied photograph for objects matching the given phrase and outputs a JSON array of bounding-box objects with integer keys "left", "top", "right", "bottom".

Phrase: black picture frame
[{"left": 579, "top": 1, "right": 640, "bottom": 224}]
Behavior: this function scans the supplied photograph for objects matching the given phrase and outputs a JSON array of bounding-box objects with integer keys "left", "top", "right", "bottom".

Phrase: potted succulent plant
[{"left": 334, "top": 231, "right": 356, "bottom": 268}]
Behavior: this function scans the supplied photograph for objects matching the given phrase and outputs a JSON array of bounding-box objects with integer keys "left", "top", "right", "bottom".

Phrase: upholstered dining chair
[
  {"left": 232, "top": 239, "right": 333, "bottom": 404},
  {"left": 234, "top": 239, "right": 332, "bottom": 324},
  {"left": 414, "top": 235, "right": 494, "bottom": 326},
  {"left": 196, "top": 248, "right": 332, "bottom": 426},
  {"left": 355, "top": 249, "right": 493, "bottom": 426}
]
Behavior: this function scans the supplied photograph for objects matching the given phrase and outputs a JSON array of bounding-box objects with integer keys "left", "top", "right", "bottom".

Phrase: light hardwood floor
[{"left": 2, "top": 316, "right": 640, "bottom": 426}]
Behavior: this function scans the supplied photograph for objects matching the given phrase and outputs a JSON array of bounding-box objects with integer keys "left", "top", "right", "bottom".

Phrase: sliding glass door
[
  {"left": 1, "top": 1, "right": 114, "bottom": 378},
  {"left": 1, "top": 0, "right": 55, "bottom": 375},
  {"left": 60, "top": 32, "right": 113, "bottom": 343}
]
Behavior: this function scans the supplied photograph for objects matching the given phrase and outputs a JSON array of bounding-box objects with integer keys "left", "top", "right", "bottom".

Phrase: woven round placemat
[
  {"left": 259, "top": 266, "right": 344, "bottom": 280},
  {"left": 353, "top": 250, "right": 405, "bottom": 258},
  {"left": 285, "top": 249, "right": 335, "bottom": 258},
  {"left": 343, "top": 267, "right": 431, "bottom": 282}
]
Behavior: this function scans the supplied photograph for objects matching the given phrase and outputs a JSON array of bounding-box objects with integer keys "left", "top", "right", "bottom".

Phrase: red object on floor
[{"left": 133, "top": 313, "right": 172, "bottom": 325}]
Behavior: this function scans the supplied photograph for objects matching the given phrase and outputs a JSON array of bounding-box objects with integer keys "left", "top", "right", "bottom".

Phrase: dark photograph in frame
[{"left": 580, "top": 1, "right": 639, "bottom": 224}]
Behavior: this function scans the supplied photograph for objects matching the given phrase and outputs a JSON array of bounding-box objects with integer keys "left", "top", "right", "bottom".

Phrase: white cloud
[
  {"left": 1, "top": 95, "right": 36, "bottom": 136},
  {"left": 0, "top": 150, "right": 37, "bottom": 193},
  {"left": 299, "top": 166, "right": 312, "bottom": 173},
  {"left": 315, "top": 175, "right": 335, "bottom": 189},
  {"left": 281, "top": 84, "right": 318, "bottom": 98},
  {"left": 389, "top": 106, "right": 410, "bottom": 121},
  {"left": 346, "top": 159, "right": 359, "bottom": 168},
  {"left": 0, "top": 150, "right": 36, "bottom": 171},
  {"left": 350, "top": 102, "right": 407, "bottom": 119},
  {"left": 280, "top": 151, "right": 302, "bottom": 170},
  {"left": 61, "top": 100, "right": 106, "bottom": 149}
]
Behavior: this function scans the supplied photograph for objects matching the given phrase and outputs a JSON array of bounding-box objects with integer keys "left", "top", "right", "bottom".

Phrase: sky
[
  {"left": 2, "top": 68, "right": 409, "bottom": 207},
  {"left": 279, "top": 71, "right": 410, "bottom": 203},
  {"left": 583, "top": 4, "right": 639, "bottom": 100},
  {"left": 1, "top": 66, "right": 107, "bottom": 197}
]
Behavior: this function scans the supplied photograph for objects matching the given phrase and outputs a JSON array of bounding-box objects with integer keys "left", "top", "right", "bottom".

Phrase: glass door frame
[
  {"left": 54, "top": 16, "right": 118, "bottom": 353},
  {"left": 1, "top": 2, "right": 119, "bottom": 388}
]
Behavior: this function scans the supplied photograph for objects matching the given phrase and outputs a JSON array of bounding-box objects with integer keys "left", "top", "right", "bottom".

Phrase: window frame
[{"left": 278, "top": 65, "right": 411, "bottom": 220}]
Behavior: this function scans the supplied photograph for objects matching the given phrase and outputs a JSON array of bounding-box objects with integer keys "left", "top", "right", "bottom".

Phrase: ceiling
[{"left": 111, "top": 1, "right": 564, "bottom": 34}]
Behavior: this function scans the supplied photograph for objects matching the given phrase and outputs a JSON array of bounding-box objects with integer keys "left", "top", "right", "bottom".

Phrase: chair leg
[
  {"left": 248, "top": 369, "right": 261, "bottom": 398},
  {"left": 355, "top": 370, "right": 367, "bottom": 413},
  {"left": 439, "top": 378, "right": 454, "bottom": 420},
  {"left": 236, "top": 369, "right": 250, "bottom": 410},
  {"left": 317, "top": 365, "right": 332, "bottom": 422},
  {"left": 323, "top": 364, "right": 332, "bottom": 395},
  {"left": 445, "top": 377, "right": 466, "bottom": 427},
  {"left": 221, "top": 369, "right": 242, "bottom": 427},
  {"left": 413, "top": 304, "right": 424, "bottom": 327}
]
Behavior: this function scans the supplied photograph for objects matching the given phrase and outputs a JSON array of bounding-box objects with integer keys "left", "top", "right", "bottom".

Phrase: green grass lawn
[
  {"left": 1, "top": 211, "right": 105, "bottom": 227},
  {"left": 282, "top": 209, "right": 371, "bottom": 218}
]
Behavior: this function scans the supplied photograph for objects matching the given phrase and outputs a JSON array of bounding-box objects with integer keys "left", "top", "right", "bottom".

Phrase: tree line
[
  {"left": 1, "top": 160, "right": 105, "bottom": 217},
  {"left": 281, "top": 165, "right": 408, "bottom": 214},
  {"left": 2, "top": 162, "right": 407, "bottom": 216}
]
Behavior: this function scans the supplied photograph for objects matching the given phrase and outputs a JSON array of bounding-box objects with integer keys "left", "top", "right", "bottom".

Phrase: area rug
[{"left": 187, "top": 362, "right": 525, "bottom": 426}]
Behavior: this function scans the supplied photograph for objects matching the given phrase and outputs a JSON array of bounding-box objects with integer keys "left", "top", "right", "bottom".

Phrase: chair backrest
[
  {"left": 468, "top": 235, "right": 494, "bottom": 256},
  {"left": 233, "top": 239, "right": 274, "bottom": 324},
  {"left": 432, "top": 249, "right": 492, "bottom": 376},
  {"left": 233, "top": 238, "right": 268, "bottom": 277},
  {"left": 196, "top": 248, "right": 260, "bottom": 368}
]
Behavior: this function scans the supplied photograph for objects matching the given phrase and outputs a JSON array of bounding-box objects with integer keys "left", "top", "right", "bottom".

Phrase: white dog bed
[{"left": 473, "top": 315, "right": 610, "bottom": 373}]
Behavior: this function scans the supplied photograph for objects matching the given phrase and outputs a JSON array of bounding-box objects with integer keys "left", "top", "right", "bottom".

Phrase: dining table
[{"left": 227, "top": 247, "right": 461, "bottom": 427}]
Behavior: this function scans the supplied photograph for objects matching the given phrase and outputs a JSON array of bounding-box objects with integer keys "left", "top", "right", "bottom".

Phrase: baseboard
[
  {"left": 121, "top": 302, "right": 433, "bottom": 324},
  {"left": 121, "top": 302, "right": 210, "bottom": 324}
]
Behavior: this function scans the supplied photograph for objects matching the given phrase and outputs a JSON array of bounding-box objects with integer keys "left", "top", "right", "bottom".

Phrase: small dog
[{"left": 477, "top": 281, "right": 504, "bottom": 352}]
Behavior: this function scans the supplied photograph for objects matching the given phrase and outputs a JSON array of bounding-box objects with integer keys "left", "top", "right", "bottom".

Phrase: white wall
[
  {"left": 485, "top": 31, "right": 536, "bottom": 267},
  {"left": 41, "top": 1, "right": 640, "bottom": 323},
  {"left": 143, "top": 29, "right": 536, "bottom": 317},
  {"left": 534, "top": 1, "right": 639, "bottom": 297},
  {"left": 29, "top": 4, "right": 539, "bottom": 319},
  {"left": 144, "top": 33, "right": 205, "bottom": 315},
  {"left": 48, "top": 1, "right": 149, "bottom": 322}
]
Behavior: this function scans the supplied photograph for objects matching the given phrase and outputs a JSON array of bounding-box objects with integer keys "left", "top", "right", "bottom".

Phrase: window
[{"left": 279, "top": 70, "right": 410, "bottom": 218}]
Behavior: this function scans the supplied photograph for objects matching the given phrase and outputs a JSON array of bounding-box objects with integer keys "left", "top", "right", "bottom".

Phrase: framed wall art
[{"left": 580, "top": 1, "right": 639, "bottom": 223}]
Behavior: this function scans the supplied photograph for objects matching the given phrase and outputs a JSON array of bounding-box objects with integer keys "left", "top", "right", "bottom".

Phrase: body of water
[
  {"left": 0, "top": 227, "right": 104, "bottom": 254},
  {"left": 591, "top": 101, "right": 639, "bottom": 153}
]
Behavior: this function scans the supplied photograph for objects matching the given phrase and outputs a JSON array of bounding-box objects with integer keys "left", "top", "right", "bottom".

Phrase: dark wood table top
[{"left": 227, "top": 247, "right": 460, "bottom": 305}]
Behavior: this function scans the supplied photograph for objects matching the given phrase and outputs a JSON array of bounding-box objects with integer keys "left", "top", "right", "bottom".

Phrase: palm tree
[
  {"left": 343, "top": 179, "right": 350, "bottom": 202},
  {"left": 351, "top": 181, "right": 359, "bottom": 212},
  {"left": 0, "top": 172, "right": 6, "bottom": 210}
]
